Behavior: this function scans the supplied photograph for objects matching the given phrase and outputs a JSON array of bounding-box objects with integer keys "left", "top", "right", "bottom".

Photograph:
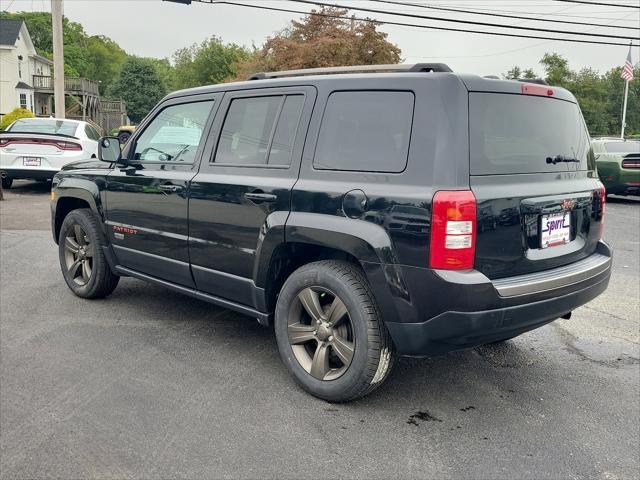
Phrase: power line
[
  {"left": 369, "top": 0, "right": 640, "bottom": 31},
  {"left": 208, "top": 1, "right": 638, "bottom": 47},
  {"left": 2, "top": 0, "right": 17, "bottom": 11},
  {"left": 437, "top": 4, "right": 638, "bottom": 23},
  {"left": 553, "top": 0, "right": 640, "bottom": 9},
  {"left": 286, "top": 0, "right": 640, "bottom": 40},
  {"left": 405, "top": 5, "right": 636, "bottom": 60}
]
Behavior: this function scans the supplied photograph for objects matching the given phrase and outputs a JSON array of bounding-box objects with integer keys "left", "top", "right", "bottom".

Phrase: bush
[{"left": 0, "top": 108, "right": 35, "bottom": 131}]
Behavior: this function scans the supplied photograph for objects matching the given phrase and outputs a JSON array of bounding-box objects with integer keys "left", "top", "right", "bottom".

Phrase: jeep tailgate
[{"left": 468, "top": 91, "right": 604, "bottom": 280}]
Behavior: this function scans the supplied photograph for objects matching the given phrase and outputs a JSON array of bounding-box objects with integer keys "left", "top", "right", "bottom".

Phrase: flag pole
[{"left": 621, "top": 78, "right": 629, "bottom": 139}]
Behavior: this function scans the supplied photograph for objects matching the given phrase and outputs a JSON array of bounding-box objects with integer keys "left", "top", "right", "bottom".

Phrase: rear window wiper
[{"left": 546, "top": 155, "right": 580, "bottom": 165}]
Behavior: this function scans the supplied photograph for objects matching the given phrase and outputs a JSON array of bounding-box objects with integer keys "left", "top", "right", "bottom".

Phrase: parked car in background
[
  {"left": 592, "top": 137, "right": 640, "bottom": 196},
  {"left": 0, "top": 118, "right": 100, "bottom": 189},
  {"left": 116, "top": 125, "right": 136, "bottom": 144}
]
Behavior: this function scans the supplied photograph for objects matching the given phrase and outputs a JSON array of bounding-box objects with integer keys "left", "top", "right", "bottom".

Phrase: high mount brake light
[
  {"left": 521, "top": 83, "right": 554, "bottom": 97},
  {"left": 429, "top": 190, "right": 477, "bottom": 270}
]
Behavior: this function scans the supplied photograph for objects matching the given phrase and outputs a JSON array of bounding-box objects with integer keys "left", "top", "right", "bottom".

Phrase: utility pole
[{"left": 51, "top": 0, "right": 65, "bottom": 118}]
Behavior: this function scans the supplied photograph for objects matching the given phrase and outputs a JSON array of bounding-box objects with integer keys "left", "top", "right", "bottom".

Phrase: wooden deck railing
[
  {"left": 100, "top": 99, "right": 127, "bottom": 113},
  {"left": 32, "top": 75, "right": 99, "bottom": 96}
]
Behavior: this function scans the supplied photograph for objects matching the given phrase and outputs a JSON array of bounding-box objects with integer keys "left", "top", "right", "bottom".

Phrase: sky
[{"left": 2, "top": 0, "right": 639, "bottom": 77}]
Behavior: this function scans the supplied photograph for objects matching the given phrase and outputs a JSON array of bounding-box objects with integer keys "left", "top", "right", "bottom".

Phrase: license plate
[
  {"left": 541, "top": 212, "right": 571, "bottom": 248},
  {"left": 23, "top": 157, "right": 41, "bottom": 167}
]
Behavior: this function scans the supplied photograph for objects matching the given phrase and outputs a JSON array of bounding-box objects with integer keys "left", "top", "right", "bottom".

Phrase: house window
[
  {"left": 18, "top": 62, "right": 22, "bottom": 79},
  {"left": 19, "top": 94, "right": 27, "bottom": 110}
]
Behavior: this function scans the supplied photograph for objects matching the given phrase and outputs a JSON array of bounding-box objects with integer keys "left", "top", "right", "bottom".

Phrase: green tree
[
  {"left": 504, "top": 66, "right": 523, "bottom": 80},
  {"left": 146, "top": 58, "right": 175, "bottom": 93},
  {"left": 0, "top": 11, "right": 125, "bottom": 88},
  {"left": 504, "top": 66, "right": 538, "bottom": 80},
  {"left": 85, "top": 36, "right": 127, "bottom": 95},
  {"left": 540, "top": 52, "right": 574, "bottom": 87},
  {"left": 107, "top": 57, "right": 166, "bottom": 123},
  {"left": 172, "top": 37, "right": 250, "bottom": 89},
  {"left": 571, "top": 67, "right": 609, "bottom": 135},
  {"left": 0, "top": 108, "right": 35, "bottom": 131}
]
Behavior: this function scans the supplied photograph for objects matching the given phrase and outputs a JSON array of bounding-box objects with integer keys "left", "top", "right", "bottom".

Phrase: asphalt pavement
[{"left": 1, "top": 181, "right": 638, "bottom": 479}]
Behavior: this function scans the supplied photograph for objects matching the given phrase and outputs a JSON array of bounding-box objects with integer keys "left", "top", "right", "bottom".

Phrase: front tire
[
  {"left": 1, "top": 177, "right": 13, "bottom": 189},
  {"left": 58, "top": 208, "right": 119, "bottom": 299},
  {"left": 275, "top": 260, "right": 394, "bottom": 402}
]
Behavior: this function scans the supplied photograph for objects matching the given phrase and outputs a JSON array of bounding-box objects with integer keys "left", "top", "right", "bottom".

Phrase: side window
[
  {"left": 214, "top": 94, "right": 304, "bottom": 166},
  {"left": 133, "top": 101, "right": 213, "bottom": 164},
  {"left": 85, "top": 125, "right": 99, "bottom": 140},
  {"left": 313, "top": 91, "right": 414, "bottom": 173},
  {"left": 215, "top": 96, "right": 281, "bottom": 165},
  {"left": 268, "top": 95, "right": 304, "bottom": 166}
]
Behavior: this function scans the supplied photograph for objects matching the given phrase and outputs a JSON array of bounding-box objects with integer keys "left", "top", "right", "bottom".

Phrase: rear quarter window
[
  {"left": 313, "top": 91, "right": 414, "bottom": 173},
  {"left": 469, "top": 93, "right": 591, "bottom": 175}
]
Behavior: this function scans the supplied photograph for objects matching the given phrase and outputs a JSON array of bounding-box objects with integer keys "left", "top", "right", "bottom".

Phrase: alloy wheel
[
  {"left": 287, "top": 287, "right": 355, "bottom": 381},
  {"left": 63, "top": 224, "right": 94, "bottom": 286}
]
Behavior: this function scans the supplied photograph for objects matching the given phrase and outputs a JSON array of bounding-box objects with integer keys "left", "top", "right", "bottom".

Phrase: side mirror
[{"left": 98, "top": 136, "right": 123, "bottom": 164}]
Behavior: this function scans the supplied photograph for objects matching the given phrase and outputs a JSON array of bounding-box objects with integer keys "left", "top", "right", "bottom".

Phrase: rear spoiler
[{"left": 0, "top": 131, "right": 80, "bottom": 140}]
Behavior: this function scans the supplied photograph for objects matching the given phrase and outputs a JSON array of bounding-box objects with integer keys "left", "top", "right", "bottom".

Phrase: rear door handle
[
  {"left": 158, "top": 184, "right": 183, "bottom": 193},
  {"left": 244, "top": 191, "right": 277, "bottom": 203}
]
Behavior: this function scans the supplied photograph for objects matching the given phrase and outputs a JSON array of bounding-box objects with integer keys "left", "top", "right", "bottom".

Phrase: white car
[{"left": 0, "top": 118, "right": 101, "bottom": 189}]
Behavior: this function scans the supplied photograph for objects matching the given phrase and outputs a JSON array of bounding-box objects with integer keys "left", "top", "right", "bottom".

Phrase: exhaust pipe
[{"left": 0, "top": 171, "right": 7, "bottom": 179}]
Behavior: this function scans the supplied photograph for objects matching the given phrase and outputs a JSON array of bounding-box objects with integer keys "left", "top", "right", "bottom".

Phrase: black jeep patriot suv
[{"left": 51, "top": 64, "right": 612, "bottom": 401}]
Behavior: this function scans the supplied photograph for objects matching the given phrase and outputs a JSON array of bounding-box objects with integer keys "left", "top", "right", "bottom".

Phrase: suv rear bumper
[{"left": 384, "top": 242, "right": 612, "bottom": 357}]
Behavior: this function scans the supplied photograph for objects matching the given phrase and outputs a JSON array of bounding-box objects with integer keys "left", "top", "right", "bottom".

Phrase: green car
[{"left": 591, "top": 138, "right": 640, "bottom": 196}]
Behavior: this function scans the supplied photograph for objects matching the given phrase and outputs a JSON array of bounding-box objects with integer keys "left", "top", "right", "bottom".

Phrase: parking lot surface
[{"left": 1, "top": 181, "right": 639, "bottom": 479}]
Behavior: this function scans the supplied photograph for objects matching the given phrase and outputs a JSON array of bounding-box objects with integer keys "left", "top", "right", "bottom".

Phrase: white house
[{"left": 0, "top": 19, "right": 54, "bottom": 118}]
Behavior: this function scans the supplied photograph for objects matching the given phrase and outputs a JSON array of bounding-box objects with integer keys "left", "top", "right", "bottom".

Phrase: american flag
[{"left": 621, "top": 46, "right": 634, "bottom": 82}]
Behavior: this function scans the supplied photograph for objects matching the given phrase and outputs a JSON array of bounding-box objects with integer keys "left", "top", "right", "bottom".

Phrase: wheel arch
[
  {"left": 257, "top": 213, "right": 407, "bottom": 325},
  {"left": 52, "top": 178, "right": 104, "bottom": 244}
]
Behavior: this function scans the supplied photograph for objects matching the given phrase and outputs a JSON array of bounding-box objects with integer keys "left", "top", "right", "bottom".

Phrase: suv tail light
[
  {"left": 596, "top": 181, "right": 606, "bottom": 240},
  {"left": 429, "top": 190, "right": 477, "bottom": 270}
]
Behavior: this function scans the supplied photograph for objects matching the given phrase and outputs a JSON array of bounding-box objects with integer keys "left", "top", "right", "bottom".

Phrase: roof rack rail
[
  {"left": 516, "top": 78, "right": 548, "bottom": 85},
  {"left": 247, "top": 63, "right": 452, "bottom": 80}
]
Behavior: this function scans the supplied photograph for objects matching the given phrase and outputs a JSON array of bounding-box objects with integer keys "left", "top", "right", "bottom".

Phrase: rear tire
[
  {"left": 1, "top": 177, "right": 13, "bottom": 189},
  {"left": 58, "top": 208, "right": 119, "bottom": 299},
  {"left": 275, "top": 260, "right": 394, "bottom": 402}
]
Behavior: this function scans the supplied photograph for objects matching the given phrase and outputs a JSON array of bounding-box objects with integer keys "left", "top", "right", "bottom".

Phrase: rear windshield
[
  {"left": 7, "top": 119, "right": 79, "bottom": 136},
  {"left": 604, "top": 141, "right": 640, "bottom": 153},
  {"left": 469, "top": 93, "right": 591, "bottom": 175}
]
